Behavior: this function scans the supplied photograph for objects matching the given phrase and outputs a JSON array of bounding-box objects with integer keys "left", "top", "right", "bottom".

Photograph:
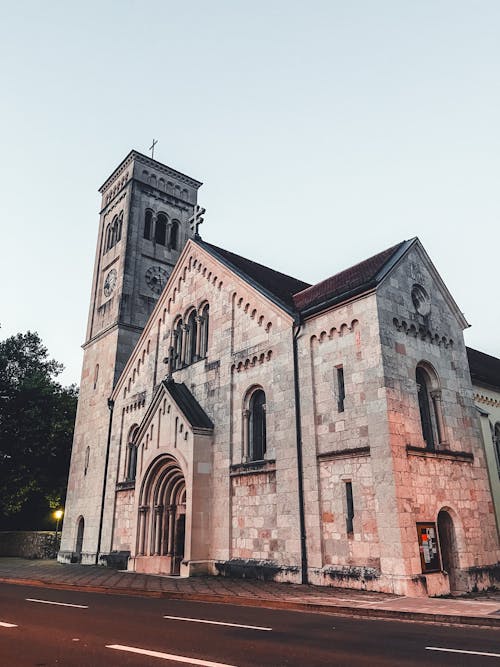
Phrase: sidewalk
[{"left": 0, "top": 558, "right": 499, "bottom": 628}]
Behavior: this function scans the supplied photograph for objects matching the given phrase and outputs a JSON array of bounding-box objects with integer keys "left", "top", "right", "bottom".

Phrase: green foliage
[{"left": 0, "top": 331, "right": 77, "bottom": 526}]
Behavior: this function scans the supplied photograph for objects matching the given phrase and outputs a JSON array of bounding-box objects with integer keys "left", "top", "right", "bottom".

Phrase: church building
[{"left": 59, "top": 150, "right": 500, "bottom": 597}]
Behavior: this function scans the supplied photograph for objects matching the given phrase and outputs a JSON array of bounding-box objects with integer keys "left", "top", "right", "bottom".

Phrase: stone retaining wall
[{"left": 0, "top": 531, "right": 60, "bottom": 559}]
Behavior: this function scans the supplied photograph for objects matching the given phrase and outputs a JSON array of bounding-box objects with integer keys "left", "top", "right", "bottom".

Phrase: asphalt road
[{"left": 0, "top": 582, "right": 498, "bottom": 666}]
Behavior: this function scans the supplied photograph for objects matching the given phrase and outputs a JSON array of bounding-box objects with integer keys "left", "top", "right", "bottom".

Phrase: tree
[{"left": 0, "top": 331, "right": 77, "bottom": 528}]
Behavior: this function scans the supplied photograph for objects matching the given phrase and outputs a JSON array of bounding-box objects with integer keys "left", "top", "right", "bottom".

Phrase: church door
[
  {"left": 437, "top": 510, "right": 462, "bottom": 593},
  {"left": 172, "top": 509, "right": 186, "bottom": 575}
]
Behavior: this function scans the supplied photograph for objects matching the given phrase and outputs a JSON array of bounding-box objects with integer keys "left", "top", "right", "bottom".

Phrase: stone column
[
  {"left": 195, "top": 315, "right": 203, "bottom": 358},
  {"left": 242, "top": 409, "right": 250, "bottom": 461},
  {"left": 154, "top": 505, "right": 163, "bottom": 555},
  {"left": 181, "top": 325, "right": 188, "bottom": 366},
  {"left": 137, "top": 506, "right": 149, "bottom": 556},
  {"left": 167, "top": 505, "right": 176, "bottom": 555},
  {"left": 431, "top": 390, "right": 447, "bottom": 447}
]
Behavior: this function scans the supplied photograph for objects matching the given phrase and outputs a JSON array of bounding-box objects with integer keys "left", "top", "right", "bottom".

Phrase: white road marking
[
  {"left": 426, "top": 646, "right": 500, "bottom": 658},
  {"left": 0, "top": 622, "right": 17, "bottom": 628},
  {"left": 26, "top": 598, "right": 88, "bottom": 609},
  {"left": 163, "top": 615, "right": 272, "bottom": 631},
  {"left": 107, "top": 644, "right": 238, "bottom": 666}
]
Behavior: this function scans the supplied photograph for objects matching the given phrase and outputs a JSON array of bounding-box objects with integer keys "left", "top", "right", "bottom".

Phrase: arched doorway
[
  {"left": 437, "top": 509, "right": 462, "bottom": 593},
  {"left": 75, "top": 517, "right": 84, "bottom": 563},
  {"left": 136, "top": 455, "right": 187, "bottom": 575}
]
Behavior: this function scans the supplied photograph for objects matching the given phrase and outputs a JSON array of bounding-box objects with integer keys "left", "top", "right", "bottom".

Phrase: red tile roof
[{"left": 293, "top": 242, "right": 406, "bottom": 311}]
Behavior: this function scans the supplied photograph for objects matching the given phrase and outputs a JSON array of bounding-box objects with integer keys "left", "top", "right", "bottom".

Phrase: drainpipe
[
  {"left": 292, "top": 319, "right": 308, "bottom": 584},
  {"left": 96, "top": 397, "right": 114, "bottom": 565}
]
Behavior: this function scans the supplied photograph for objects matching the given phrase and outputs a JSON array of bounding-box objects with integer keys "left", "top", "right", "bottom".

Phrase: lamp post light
[{"left": 54, "top": 509, "right": 63, "bottom": 547}]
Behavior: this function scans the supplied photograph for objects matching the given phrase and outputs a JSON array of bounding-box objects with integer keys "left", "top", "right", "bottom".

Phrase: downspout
[
  {"left": 292, "top": 318, "right": 308, "bottom": 584},
  {"left": 96, "top": 397, "right": 115, "bottom": 564}
]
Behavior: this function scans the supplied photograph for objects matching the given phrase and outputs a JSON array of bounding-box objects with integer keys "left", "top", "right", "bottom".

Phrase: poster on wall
[{"left": 416, "top": 522, "right": 441, "bottom": 573}]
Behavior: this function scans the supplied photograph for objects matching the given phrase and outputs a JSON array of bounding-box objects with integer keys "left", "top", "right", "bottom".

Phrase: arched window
[
  {"left": 116, "top": 212, "right": 123, "bottom": 242},
  {"left": 247, "top": 389, "right": 266, "bottom": 461},
  {"left": 105, "top": 224, "right": 112, "bottom": 252},
  {"left": 416, "top": 364, "right": 445, "bottom": 450},
  {"left": 126, "top": 425, "right": 139, "bottom": 481},
  {"left": 199, "top": 304, "right": 209, "bottom": 358},
  {"left": 110, "top": 215, "right": 118, "bottom": 247},
  {"left": 155, "top": 213, "right": 167, "bottom": 245},
  {"left": 185, "top": 311, "right": 198, "bottom": 365},
  {"left": 170, "top": 220, "right": 179, "bottom": 250},
  {"left": 144, "top": 210, "right": 153, "bottom": 240},
  {"left": 174, "top": 319, "right": 183, "bottom": 370}
]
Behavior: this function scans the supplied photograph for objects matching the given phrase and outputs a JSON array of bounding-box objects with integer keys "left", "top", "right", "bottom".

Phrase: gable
[{"left": 111, "top": 238, "right": 296, "bottom": 403}]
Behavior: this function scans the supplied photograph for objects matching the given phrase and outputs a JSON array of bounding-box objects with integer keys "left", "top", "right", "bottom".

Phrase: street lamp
[{"left": 54, "top": 509, "right": 63, "bottom": 545}]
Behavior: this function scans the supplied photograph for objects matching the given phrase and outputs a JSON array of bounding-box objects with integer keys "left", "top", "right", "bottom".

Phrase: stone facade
[
  {"left": 0, "top": 532, "right": 60, "bottom": 559},
  {"left": 60, "top": 152, "right": 500, "bottom": 596}
]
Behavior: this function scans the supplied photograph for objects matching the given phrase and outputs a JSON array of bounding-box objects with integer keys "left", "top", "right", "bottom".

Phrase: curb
[{"left": 0, "top": 576, "right": 499, "bottom": 628}]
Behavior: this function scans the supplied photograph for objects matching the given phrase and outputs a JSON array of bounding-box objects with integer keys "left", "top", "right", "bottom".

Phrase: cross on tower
[
  {"left": 149, "top": 139, "right": 158, "bottom": 159},
  {"left": 188, "top": 204, "right": 206, "bottom": 239}
]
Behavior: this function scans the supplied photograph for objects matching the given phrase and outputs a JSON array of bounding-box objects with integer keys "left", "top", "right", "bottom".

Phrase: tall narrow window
[
  {"left": 345, "top": 481, "right": 354, "bottom": 534},
  {"left": 155, "top": 213, "right": 167, "bottom": 245},
  {"left": 127, "top": 426, "right": 139, "bottom": 481},
  {"left": 416, "top": 367, "right": 435, "bottom": 450},
  {"left": 93, "top": 364, "right": 99, "bottom": 390},
  {"left": 84, "top": 446, "right": 90, "bottom": 476},
  {"left": 337, "top": 367, "right": 345, "bottom": 412},
  {"left": 199, "top": 304, "right": 209, "bottom": 357},
  {"left": 116, "top": 212, "right": 123, "bottom": 242},
  {"left": 105, "top": 224, "right": 112, "bottom": 251},
  {"left": 248, "top": 389, "right": 266, "bottom": 461},
  {"left": 170, "top": 220, "right": 179, "bottom": 250},
  {"left": 144, "top": 210, "right": 153, "bottom": 240}
]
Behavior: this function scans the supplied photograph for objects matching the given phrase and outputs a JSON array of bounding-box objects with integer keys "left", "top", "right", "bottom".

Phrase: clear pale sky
[{"left": 1, "top": 1, "right": 499, "bottom": 386}]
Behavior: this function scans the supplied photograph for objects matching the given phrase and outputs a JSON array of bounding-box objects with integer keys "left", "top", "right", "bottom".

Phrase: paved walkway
[{"left": 0, "top": 558, "right": 499, "bottom": 628}]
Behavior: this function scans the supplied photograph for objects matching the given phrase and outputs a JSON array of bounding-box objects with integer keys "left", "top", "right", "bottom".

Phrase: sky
[{"left": 1, "top": 1, "right": 499, "bottom": 386}]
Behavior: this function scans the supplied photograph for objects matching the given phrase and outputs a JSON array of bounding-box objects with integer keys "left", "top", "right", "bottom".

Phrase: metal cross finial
[
  {"left": 149, "top": 139, "right": 158, "bottom": 159},
  {"left": 188, "top": 204, "right": 206, "bottom": 239}
]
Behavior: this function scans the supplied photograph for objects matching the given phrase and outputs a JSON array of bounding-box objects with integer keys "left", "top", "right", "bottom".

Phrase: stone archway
[
  {"left": 75, "top": 517, "right": 84, "bottom": 563},
  {"left": 437, "top": 509, "right": 463, "bottom": 594},
  {"left": 135, "top": 455, "right": 187, "bottom": 575}
]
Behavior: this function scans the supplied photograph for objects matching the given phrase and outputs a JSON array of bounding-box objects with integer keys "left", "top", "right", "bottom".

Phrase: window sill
[
  {"left": 230, "top": 459, "right": 276, "bottom": 477},
  {"left": 116, "top": 480, "right": 136, "bottom": 491},
  {"left": 406, "top": 445, "right": 474, "bottom": 462}
]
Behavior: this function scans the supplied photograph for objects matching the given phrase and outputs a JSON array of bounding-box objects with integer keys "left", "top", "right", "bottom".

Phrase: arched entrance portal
[
  {"left": 136, "top": 455, "right": 187, "bottom": 575},
  {"left": 437, "top": 509, "right": 462, "bottom": 593},
  {"left": 75, "top": 517, "right": 84, "bottom": 563}
]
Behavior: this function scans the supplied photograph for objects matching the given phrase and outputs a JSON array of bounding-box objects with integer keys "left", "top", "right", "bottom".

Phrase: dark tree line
[{"left": 0, "top": 331, "right": 77, "bottom": 529}]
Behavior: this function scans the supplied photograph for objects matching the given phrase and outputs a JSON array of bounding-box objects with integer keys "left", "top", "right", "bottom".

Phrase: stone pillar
[
  {"left": 137, "top": 506, "right": 149, "bottom": 556},
  {"left": 242, "top": 409, "right": 250, "bottom": 461},
  {"left": 181, "top": 325, "right": 188, "bottom": 366},
  {"left": 195, "top": 315, "right": 203, "bottom": 358},
  {"left": 431, "top": 390, "right": 447, "bottom": 447},
  {"left": 154, "top": 505, "right": 163, "bottom": 555},
  {"left": 167, "top": 505, "right": 176, "bottom": 555}
]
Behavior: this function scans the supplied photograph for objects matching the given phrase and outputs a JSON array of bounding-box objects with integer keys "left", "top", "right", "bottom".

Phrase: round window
[{"left": 411, "top": 284, "right": 431, "bottom": 316}]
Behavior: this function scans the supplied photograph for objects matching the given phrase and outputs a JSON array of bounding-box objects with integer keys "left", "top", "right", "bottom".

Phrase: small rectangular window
[
  {"left": 345, "top": 481, "right": 354, "bottom": 534},
  {"left": 337, "top": 367, "right": 345, "bottom": 412}
]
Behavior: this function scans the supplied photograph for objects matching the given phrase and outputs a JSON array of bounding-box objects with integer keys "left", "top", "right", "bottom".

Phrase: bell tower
[{"left": 59, "top": 150, "right": 202, "bottom": 564}]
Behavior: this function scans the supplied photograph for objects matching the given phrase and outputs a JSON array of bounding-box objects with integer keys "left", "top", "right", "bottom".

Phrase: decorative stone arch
[
  {"left": 136, "top": 454, "right": 187, "bottom": 575},
  {"left": 415, "top": 360, "right": 446, "bottom": 450}
]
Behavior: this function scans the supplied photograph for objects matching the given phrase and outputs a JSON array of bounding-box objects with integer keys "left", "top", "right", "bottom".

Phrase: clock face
[
  {"left": 145, "top": 266, "right": 168, "bottom": 295},
  {"left": 103, "top": 269, "right": 117, "bottom": 297}
]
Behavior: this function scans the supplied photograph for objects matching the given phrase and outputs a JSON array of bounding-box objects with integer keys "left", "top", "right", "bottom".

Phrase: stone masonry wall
[
  {"left": 230, "top": 469, "right": 278, "bottom": 560},
  {"left": 0, "top": 531, "right": 59, "bottom": 559}
]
